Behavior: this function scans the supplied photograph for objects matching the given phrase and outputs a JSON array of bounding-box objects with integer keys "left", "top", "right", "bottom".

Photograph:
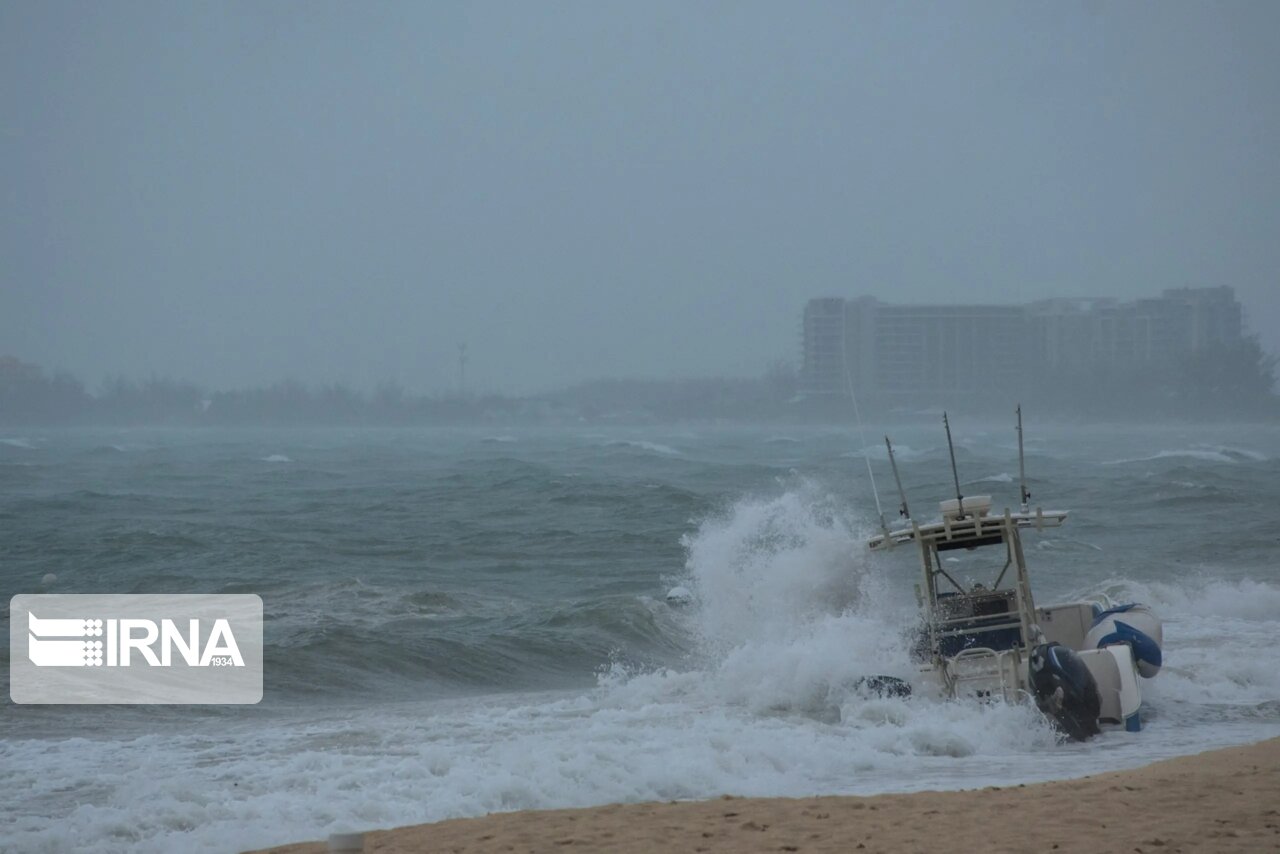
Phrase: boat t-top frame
[
  {"left": 866, "top": 407, "right": 1067, "bottom": 697},
  {"left": 860, "top": 408, "right": 1155, "bottom": 733}
]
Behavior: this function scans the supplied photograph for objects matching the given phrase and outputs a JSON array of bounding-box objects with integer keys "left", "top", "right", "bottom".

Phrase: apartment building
[{"left": 801, "top": 287, "right": 1245, "bottom": 401}]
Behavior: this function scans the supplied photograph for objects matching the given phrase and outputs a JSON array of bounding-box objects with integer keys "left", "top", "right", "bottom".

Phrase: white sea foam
[
  {"left": 261, "top": 454, "right": 292, "bottom": 463},
  {"left": 1, "top": 437, "right": 36, "bottom": 449},
  {"left": 2, "top": 686, "right": 1072, "bottom": 854}
]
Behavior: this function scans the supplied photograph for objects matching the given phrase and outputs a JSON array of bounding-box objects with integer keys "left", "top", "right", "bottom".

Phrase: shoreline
[{"left": 252, "top": 736, "right": 1280, "bottom": 853}]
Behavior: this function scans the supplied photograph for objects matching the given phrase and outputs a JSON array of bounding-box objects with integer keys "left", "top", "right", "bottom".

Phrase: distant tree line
[
  {"left": 0, "top": 354, "right": 803, "bottom": 426},
  {"left": 1019, "top": 336, "right": 1279, "bottom": 418},
  {"left": 0, "top": 345, "right": 1275, "bottom": 427},
  {"left": 0, "top": 356, "right": 94, "bottom": 424}
]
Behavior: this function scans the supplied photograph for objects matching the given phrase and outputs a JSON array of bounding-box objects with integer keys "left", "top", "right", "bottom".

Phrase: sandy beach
[{"left": 252, "top": 736, "right": 1280, "bottom": 854}]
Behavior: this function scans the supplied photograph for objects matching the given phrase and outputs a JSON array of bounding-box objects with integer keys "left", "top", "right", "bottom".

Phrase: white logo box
[{"left": 10, "top": 594, "right": 263, "bottom": 704}]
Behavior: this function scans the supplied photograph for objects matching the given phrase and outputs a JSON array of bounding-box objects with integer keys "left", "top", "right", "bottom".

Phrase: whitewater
[{"left": 1, "top": 421, "right": 1278, "bottom": 852}]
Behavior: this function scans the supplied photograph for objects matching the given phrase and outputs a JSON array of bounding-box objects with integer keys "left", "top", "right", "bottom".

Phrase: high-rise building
[
  {"left": 1028, "top": 286, "right": 1244, "bottom": 369},
  {"left": 862, "top": 301, "right": 1027, "bottom": 396},
  {"left": 798, "top": 297, "right": 849, "bottom": 398},
  {"left": 801, "top": 287, "right": 1246, "bottom": 402},
  {"left": 1162, "top": 286, "right": 1243, "bottom": 350}
]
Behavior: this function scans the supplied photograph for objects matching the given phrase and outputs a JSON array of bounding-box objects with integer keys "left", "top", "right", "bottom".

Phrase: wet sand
[{"left": 252, "top": 737, "right": 1280, "bottom": 853}]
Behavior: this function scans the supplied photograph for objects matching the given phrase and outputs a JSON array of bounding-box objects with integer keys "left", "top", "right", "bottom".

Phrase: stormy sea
[{"left": 2, "top": 421, "right": 1278, "bottom": 852}]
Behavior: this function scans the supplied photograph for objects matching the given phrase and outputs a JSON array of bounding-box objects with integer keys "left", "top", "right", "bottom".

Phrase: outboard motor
[
  {"left": 1029, "top": 642, "right": 1101, "bottom": 741},
  {"left": 1086, "top": 603, "right": 1163, "bottom": 679}
]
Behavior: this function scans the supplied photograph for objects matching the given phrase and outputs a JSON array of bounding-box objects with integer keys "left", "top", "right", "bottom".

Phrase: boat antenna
[
  {"left": 885, "top": 435, "right": 911, "bottom": 520},
  {"left": 943, "top": 411, "right": 963, "bottom": 511},
  {"left": 1016, "top": 404, "right": 1030, "bottom": 513},
  {"left": 841, "top": 313, "right": 885, "bottom": 529}
]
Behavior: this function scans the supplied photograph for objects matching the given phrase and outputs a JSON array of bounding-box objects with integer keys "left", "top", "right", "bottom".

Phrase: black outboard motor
[{"left": 1028, "top": 642, "right": 1101, "bottom": 741}]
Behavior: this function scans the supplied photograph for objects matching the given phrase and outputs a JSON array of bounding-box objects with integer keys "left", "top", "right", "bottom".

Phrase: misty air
[{"left": 2, "top": 4, "right": 1278, "bottom": 853}]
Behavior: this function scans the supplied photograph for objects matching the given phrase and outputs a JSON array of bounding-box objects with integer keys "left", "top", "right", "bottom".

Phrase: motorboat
[{"left": 867, "top": 408, "right": 1163, "bottom": 740}]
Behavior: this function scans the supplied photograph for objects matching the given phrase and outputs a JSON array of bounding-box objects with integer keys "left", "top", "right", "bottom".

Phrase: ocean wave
[
  {"left": 967, "top": 472, "right": 1014, "bottom": 484},
  {"left": 1102, "top": 449, "right": 1235, "bottom": 465},
  {"left": 1032, "top": 537, "right": 1103, "bottom": 552},
  {"left": 6, "top": 427, "right": 1280, "bottom": 854},
  {"left": 82, "top": 444, "right": 133, "bottom": 455},
  {"left": 1209, "top": 445, "right": 1268, "bottom": 462},
  {"left": 604, "top": 440, "right": 681, "bottom": 456},
  {"left": 1096, "top": 576, "right": 1280, "bottom": 622},
  {"left": 258, "top": 577, "right": 690, "bottom": 697},
  {"left": 841, "top": 443, "right": 927, "bottom": 462},
  {"left": 261, "top": 454, "right": 292, "bottom": 463},
  {"left": 1101, "top": 446, "right": 1268, "bottom": 466}
]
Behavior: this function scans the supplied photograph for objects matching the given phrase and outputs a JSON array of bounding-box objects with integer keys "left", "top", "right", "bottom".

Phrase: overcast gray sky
[{"left": 3, "top": 1, "right": 1277, "bottom": 394}]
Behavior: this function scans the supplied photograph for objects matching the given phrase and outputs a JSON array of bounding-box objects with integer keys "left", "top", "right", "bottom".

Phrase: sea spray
[
  {"left": 653, "top": 483, "right": 916, "bottom": 714},
  {"left": 680, "top": 483, "right": 873, "bottom": 648}
]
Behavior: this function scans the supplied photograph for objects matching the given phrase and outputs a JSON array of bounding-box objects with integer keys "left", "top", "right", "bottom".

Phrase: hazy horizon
[{"left": 4, "top": 2, "right": 1278, "bottom": 395}]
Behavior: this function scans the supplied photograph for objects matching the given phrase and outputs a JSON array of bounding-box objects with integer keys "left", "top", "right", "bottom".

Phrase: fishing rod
[
  {"left": 886, "top": 435, "right": 911, "bottom": 521},
  {"left": 943, "top": 411, "right": 963, "bottom": 513},
  {"left": 1016, "top": 404, "right": 1031, "bottom": 513}
]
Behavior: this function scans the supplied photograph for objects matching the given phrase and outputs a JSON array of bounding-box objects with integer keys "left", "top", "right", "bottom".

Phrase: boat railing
[
  {"left": 931, "top": 589, "right": 1027, "bottom": 643},
  {"left": 945, "top": 647, "right": 1023, "bottom": 703},
  {"left": 934, "top": 616, "right": 1025, "bottom": 635},
  {"left": 932, "top": 612, "right": 1027, "bottom": 658}
]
